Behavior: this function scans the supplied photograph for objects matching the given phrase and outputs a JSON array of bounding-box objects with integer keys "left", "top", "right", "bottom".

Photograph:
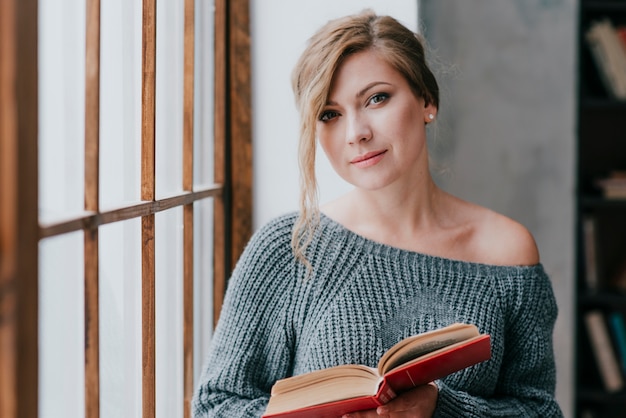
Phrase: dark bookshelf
[
  {"left": 576, "top": 1, "right": 626, "bottom": 416},
  {"left": 578, "top": 388, "right": 626, "bottom": 405},
  {"left": 580, "top": 195, "right": 626, "bottom": 208},
  {"left": 577, "top": 388, "right": 626, "bottom": 418}
]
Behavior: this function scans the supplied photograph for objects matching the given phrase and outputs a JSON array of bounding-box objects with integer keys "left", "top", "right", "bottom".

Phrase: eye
[
  {"left": 368, "top": 93, "right": 390, "bottom": 106},
  {"left": 319, "top": 110, "right": 340, "bottom": 122}
]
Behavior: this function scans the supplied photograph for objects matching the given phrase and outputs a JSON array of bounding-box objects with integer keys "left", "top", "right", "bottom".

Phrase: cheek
[
  {"left": 388, "top": 109, "right": 425, "bottom": 145},
  {"left": 394, "top": 105, "right": 423, "bottom": 132},
  {"left": 317, "top": 128, "right": 342, "bottom": 161}
]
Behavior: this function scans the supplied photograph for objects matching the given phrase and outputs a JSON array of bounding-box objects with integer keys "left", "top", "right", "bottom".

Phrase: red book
[
  {"left": 617, "top": 26, "right": 626, "bottom": 53},
  {"left": 262, "top": 323, "right": 491, "bottom": 418}
]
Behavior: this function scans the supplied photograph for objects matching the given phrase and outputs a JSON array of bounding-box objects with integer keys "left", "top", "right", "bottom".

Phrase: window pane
[
  {"left": 100, "top": 219, "right": 142, "bottom": 418},
  {"left": 156, "top": 0, "right": 184, "bottom": 198},
  {"left": 39, "top": 232, "right": 84, "bottom": 418},
  {"left": 156, "top": 208, "right": 184, "bottom": 418},
  {"left": 38, "top": 0, "right": 86, "bottom": 223},
  {"left": 194, "top": 0, "right": 216, "bottom": 187},
  {"left": 193, "top": 198, "right": 214, "bottom": 383},
  {"left": 100, "top": 0, "right": 142, "bottom": 210}
]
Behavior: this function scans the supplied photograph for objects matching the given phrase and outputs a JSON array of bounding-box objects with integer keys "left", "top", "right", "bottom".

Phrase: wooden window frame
[{"left": 0, "top": 0, "right": 252, "bottom": 417}]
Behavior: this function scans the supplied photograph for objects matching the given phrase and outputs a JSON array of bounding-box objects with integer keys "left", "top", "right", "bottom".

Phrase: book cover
[
  {"left": 585, "top": 310, "right": 624, "bottom": 393},
  {"left": 586, "top": 19, "right": 626, "bottom": 99},
  {"left": 617, "top": 25, "right": 626, "bottom": 54},
  {"left": 262, "top": 324, "right": 491, "bottom": 418},
  {"left": 582, "top": 215, "right": 599, "bottom": 291},
  {"left": 609, "top": 312, "right": 626, "bottom": 376}
]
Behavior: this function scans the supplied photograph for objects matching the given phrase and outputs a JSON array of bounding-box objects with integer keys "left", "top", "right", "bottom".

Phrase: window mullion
[
  {"left": 212, "top": 0, "right": 252, "bottom": 327},
  {"left": 182, "top": 0, "right": 195, "bottom": 416},
  {"left": 141, "top": 0, "right": 157, "bottom": 417},
  {"left": 84, "top": 0, "right": 101, "bottom": 417},
  {"left": 0, "top": 1, "right": 39, "bottom": 417},
  {"left": 228, "top": 0, "right": 253, "bottom": 272},
  {"left": 213, "top": 0, "right": 228, "bottom": 327}
]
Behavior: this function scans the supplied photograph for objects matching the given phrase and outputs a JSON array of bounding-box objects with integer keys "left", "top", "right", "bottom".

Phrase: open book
[{"left": 262, "top": 323, "right": 491, "bottom": 418}]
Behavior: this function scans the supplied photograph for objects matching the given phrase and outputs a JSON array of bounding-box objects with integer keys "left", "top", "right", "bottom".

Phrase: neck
[{"left": 322, "top": 171, "right": 449, "bottom": 239}]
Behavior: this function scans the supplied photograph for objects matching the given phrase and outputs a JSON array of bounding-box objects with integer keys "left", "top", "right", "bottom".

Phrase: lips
[{"left": 350, "top": 150, "right": 387, "bottom": 167}]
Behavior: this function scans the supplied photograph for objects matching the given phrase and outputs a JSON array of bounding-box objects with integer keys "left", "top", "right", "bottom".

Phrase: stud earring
[{"left": 428, "top": 114, "right": 434, "bottom": 120}]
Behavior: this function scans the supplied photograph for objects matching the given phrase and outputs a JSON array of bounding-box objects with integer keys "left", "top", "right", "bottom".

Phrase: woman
[{"left": 193, "top": 9, "right": 563, "bottom": 418}]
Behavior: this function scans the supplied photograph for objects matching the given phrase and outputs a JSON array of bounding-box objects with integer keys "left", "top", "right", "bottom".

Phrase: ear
[{"left": 424, "top": 103, "right": 437, "bottom": 124}]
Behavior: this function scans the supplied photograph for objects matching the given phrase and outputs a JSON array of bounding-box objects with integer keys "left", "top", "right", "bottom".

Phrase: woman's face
[{"left": 316, "top": 49, "right": 436, "bottom": 192}]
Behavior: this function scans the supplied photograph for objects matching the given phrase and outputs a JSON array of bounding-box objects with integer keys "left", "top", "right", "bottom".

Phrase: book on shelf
[
  {"left": 262, "top": 323, "right": 491, "bottom": 418},
  {"left": 582, "top": 214, "right": 600, "bottom": 291},
  {"left": 580, "top": 409, "right": 597, "bottom": 418},
  {"left": 584, "top": 310, "right": 624, "bottom": 393},
  {"left": 609, "top": 312, "right": 626, "bottom": 377},
  {"left": 617, "top": 25, "right": 626, "bottom": 54},
  {"left": 610, "top": 258, "right": 626, "bottom": 293},
  {"left": 585, "top": 19, "right": 626, "bottom": 100},
  {"left": 595, "top": 171, "right": 626, "bottom": 199}
]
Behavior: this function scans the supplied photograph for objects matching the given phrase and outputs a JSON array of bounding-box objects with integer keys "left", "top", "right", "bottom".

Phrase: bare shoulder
[{"left": 474, "top": 208, "right": 540, "bottom": 266}]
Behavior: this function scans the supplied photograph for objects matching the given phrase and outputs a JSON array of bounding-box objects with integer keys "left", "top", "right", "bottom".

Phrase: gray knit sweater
[{"left": 192, "top": 212, "right": 563, "bottom": 417}]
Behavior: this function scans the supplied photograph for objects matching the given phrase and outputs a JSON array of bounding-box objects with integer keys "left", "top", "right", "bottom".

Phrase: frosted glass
[
  {"left": 99, "top": 219, "right": 142, "bottom": 418},
  {"left": 193, "top": 0, "right": 216, "bottom": 187},
  {"left": 156, "top": 208, "right": 184, "bottom": 418},
  {"left": 100, "top": 0, "right": 142, "bottom": 210},
  {"left": 155, "top": 0, "right": 185, "bottom": 198},
  {"left": 193, "top": 198, "right": 214, "bottom": 384},
  {"left": 39, "top": 232, "right": 84, "bottom": 418},
  {"left": 38, "top": 0, "right": 86, "bottom": 223}
]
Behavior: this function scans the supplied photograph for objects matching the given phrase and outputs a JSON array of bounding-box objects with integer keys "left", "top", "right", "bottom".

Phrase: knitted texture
[{"left": 192, "top": 212, "right": 563, "bottom": 417}]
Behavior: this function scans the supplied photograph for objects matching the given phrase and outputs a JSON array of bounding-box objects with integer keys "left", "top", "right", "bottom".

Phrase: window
[{"left": 0, "top": 0, "right": 251, "bottom": 417}]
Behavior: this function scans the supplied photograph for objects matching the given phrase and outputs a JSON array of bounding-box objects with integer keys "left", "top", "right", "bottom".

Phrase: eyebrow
[
  {"left": 326, "top": 81, "right": 392, "bottom": 105},
  {"left": 357, "top": 81, "right": 392, "bottom": 99}
]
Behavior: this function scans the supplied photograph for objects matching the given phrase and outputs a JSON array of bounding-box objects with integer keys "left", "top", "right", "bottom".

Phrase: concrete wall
[
  {"left": 251, "top": 1, "right": 576, "bottom": 415},
  {"left": 420, "top": 1, "right": 576, "bottom": 416}
]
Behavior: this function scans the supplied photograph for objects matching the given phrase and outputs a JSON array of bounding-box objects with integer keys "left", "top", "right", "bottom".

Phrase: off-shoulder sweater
[{"left": 192, "top": 212, "right": 563, "bottom": 417}]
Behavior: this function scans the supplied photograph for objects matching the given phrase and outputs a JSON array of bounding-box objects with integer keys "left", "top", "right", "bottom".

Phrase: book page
[
  {"left": 270, "top": 364, "right": 379, "bottom": 396},
  {"left": 265, "top": 366, "right": 383, "bottom": 415},
  {"left": 378, "top": 323, "right": 479, "bottom": 375}
]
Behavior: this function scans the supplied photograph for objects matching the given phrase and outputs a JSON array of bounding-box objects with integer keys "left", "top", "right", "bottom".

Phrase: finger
[
  {"left": 342, "top": 408, "right": 379, "bottom": 418},
  {"left": 377, "top": 382, "right": 438, "bottom": 414}
]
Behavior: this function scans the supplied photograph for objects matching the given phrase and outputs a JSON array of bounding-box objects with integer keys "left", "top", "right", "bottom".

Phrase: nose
[{"left": 346, "top": 112, "right": 372, "bottom": 144}]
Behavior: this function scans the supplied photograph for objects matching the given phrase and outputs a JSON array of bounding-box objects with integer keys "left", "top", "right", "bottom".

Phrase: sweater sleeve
[
  {"left": 434, "top": 266, "right": 564, "bottom": 418},
  {"left": 192, "top": 218, "right": 297, "bottom": 418}
]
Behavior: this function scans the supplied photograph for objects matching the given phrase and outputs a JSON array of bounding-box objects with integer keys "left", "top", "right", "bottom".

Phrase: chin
[
  {"left": 352, "top": 181, "right": 393, "bottom": 191},
  {"left": 340, "top": 171, "right": 396, "bottom": 191}
]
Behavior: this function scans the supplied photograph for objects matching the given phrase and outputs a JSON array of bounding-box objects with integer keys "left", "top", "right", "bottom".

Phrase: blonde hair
[{"left": 290, "top": 9, "right": 439, "bottom": 269}]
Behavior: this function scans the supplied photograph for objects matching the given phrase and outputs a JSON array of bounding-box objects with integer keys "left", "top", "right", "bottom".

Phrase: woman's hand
[{"left": 342, "top": 382, "right": 438, "bottom": 418}]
